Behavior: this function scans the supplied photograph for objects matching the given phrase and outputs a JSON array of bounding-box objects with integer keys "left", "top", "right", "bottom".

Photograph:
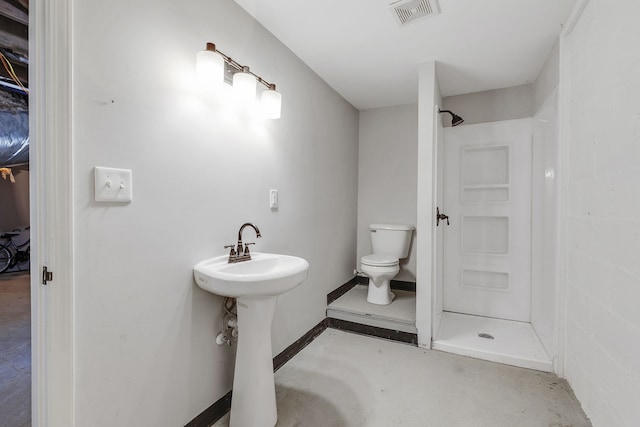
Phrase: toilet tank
[{"left": 369, "top": 224, "right": 415, "bottom": 258}]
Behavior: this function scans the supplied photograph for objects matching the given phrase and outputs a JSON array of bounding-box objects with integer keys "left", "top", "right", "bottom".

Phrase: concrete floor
[
  {"left": 0, "top": 273, "right": 31, "bottom": 427},
  {"left": 214, "top": 329, "right": 591, "bottom": 427}
]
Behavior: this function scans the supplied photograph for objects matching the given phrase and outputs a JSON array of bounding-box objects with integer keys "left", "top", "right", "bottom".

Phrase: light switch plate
[
  {"left": 270, "top": 189, "right": 278, "bottom": 209},
  {"left": 94, "top": 166, "right": 133, "bottom": 203}
]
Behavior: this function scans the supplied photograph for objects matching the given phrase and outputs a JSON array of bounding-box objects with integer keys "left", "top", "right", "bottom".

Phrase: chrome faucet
[{"left": 225, "top": 223, "right": 262, "bottom": 263}]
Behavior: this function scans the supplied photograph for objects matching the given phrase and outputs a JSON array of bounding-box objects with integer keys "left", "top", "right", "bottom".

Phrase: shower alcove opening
[{"left": 426, "top": 92, "right": 560, "bottom": 373}]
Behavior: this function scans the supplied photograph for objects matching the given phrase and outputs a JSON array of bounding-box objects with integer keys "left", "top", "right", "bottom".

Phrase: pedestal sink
[{"left": 194, "top": 252, "right": 309, "bottom": 427}]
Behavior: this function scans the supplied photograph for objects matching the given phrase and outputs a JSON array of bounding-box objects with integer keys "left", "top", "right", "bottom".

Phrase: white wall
[
  {"left": 433, "top": 107, "right": 445, "bottom": 338},
  {"left": 416, "top": 61, "right": 442, "bottom": 347},
  {"left": 357, "top": 105, "right": 418, "bottom": 281},
  {"left": 562, "top": 1, "right": 640, "bottom": 425},
  {"left": 532, "top": 40, "right": 560, "bottom": 113},
  {"left": 71, "top": 0, "right": 359, "bottom": 425},
  {"left": 441, "top": 84, "right": 532, "bottom": 127}
]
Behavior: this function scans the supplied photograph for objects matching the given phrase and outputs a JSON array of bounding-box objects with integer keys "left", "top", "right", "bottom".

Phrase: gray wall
[
  {"left": 71, "top": 0, "right": 359, "bottom": 425},
  {"left": 357, "top": 104, "right": 418, "bottom": 281},
  {"left": 441, "top": 84, "right": 532, "bottom": 126}
]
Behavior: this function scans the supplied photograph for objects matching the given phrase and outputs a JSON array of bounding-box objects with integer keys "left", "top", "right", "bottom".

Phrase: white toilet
[{"left": 360, "top": 223, "right": 414, "bottom": 305}]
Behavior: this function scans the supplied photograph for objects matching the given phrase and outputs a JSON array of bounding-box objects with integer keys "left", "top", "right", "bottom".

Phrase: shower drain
[{"left": 478, "top": 332, "right": 495, "bottom": 340}]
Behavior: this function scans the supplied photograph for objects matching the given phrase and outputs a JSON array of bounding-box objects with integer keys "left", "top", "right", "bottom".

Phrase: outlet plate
[{"left": 94, "top": 166, "right": 133, "bottom": 203}]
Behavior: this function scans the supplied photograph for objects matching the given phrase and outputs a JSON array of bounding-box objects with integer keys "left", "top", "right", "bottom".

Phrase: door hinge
[{"left": 42, "top": 266, "right": 53, "bottom": 285}]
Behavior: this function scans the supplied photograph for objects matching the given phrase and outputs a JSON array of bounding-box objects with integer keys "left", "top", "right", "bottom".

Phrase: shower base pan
[{"left": 433, "top": 312, "right": 553, "bottom": 372}]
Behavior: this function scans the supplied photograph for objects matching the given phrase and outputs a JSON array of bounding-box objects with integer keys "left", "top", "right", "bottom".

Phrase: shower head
[{"left": 439, "top": 109, "right": 464, "bottom": 127}]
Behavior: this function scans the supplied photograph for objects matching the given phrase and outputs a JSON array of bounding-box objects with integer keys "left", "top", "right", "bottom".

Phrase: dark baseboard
[
  {"left": 326, "top": 317, "right": 418, "bottom": 346},
  {"left": 346, "top": 276, "right": 416, "bottom": 293},
  {"left": 185, "top": 319, "right": 328, "bottom": 427},
  {"left": 184, "top": 390, "right": 232, "bottom": 427},
  {"left": 327, "top": 277, "right": 358, "bottom": 304},
  {"left": 273, "top": 319, "right": 327, "bottom": 371},
  {"left": 355, "top": 275, "right": 368, "bottom": 285},
  {"left": 390, "top": 280, "right": 416, "bottom": 292}
]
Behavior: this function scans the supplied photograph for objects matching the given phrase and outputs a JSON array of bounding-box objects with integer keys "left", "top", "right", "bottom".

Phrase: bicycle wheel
[{"left": 0, "top": 245, "right": 11, "bottom": 273}]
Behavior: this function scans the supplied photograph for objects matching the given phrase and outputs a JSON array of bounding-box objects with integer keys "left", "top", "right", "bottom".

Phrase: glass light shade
[
  {"left": 261, "top": 88, "right": 282, "bottom": 119},
  {"left": 232, "top": 70, "right": 257, "bottom": 105},
  {"left": 196, "top": 49, "right": 224, "bottom": 90}
]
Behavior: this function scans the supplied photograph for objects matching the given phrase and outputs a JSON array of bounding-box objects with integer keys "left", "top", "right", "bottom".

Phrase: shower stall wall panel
[
  {"left": 531, "top": 88, "right": 560, "bottom": 362},
  {"left": 442, "top": 119, "right": 533, "bottom": 322}
]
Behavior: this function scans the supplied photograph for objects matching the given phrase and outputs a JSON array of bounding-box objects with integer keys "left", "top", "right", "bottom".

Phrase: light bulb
[
  {"left": 261, "top": 85, "right": 282, "bottom": 119},
  {"left": 233, "top": 67, "right": 257, "bottom": 106},
  {"left": 196, "top": 43, "right": 224, "bottom": 90}
]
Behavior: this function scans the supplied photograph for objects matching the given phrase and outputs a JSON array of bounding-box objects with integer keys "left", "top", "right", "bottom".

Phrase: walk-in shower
[{"left": 431, "top": 93, "right": 560, "bottom": 372}]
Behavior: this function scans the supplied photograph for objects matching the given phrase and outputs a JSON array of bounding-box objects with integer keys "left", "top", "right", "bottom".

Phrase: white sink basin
[{"left": 193, "top": 252, "right": 309, "bottom": 298}]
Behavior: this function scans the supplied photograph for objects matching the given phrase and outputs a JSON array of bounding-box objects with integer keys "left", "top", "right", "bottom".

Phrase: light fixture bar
[
  {"left": 198, "top": 42, "right": 282, "bottom": 119},
  {"left": 204, "top": 42, "right": 276, "bottom": 90}
]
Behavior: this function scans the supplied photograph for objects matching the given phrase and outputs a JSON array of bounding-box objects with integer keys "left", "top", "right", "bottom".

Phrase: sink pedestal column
[{"left": 230, "top": 296, "right": 277, "bottom": 427}]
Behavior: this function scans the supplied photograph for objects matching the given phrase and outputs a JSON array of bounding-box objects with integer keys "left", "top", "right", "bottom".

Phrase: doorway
[{"left": 0, "top": 0, "right": 30, "bottom": 421}]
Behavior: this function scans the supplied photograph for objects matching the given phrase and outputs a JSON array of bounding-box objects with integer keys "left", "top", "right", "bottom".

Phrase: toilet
[{"left": 360, "top": 223, "right": 414, "bottom": 305}]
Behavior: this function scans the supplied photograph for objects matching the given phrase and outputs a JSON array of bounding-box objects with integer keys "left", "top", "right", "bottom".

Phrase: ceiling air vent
[{"left": 389, "top": 0, "right": 441, "bottom": 27}]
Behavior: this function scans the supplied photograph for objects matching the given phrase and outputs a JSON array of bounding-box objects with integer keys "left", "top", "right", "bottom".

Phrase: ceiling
[{"left": 233, "top": 0, "right": 577, "bottom": 110}]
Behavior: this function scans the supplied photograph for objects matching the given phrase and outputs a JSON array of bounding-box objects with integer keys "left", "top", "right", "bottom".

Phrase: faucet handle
[
  {"left": 244, "top": 242, "right": 255, "bottom": 255},
  {"left": 224, "top": 244, "right": 236, "bottom": 256}
]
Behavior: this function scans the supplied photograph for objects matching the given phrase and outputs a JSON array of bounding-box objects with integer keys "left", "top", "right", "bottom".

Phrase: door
[{"left": 443, "top": 119, "right": 532, "bottom": 322}]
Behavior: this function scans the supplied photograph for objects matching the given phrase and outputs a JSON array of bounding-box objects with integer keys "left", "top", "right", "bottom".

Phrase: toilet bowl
[
  {"left": 360, "top": 224, "right": 414, "bottom": 306},
  {"left": 361, "top": 254, "right": 399, "bottom": 305}
]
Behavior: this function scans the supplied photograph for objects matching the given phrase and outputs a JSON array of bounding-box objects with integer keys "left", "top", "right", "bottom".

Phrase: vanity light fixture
[{"left": 196, "top": 42, "right": 282, "bottom": 119}]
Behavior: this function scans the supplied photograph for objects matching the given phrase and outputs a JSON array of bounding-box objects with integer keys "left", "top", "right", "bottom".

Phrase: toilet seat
[{"left": 361, "top": 254, "right": 398, "bottom": 267}]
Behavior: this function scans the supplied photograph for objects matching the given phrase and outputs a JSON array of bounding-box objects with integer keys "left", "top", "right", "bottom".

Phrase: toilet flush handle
[{"left": 436, "top": 207, "right": 450, "bottom": 226}]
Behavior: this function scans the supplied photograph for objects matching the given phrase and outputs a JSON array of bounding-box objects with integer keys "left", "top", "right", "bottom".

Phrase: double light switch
[{"left": 94, "top": 166, "right": 133, "bottom": 203}]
